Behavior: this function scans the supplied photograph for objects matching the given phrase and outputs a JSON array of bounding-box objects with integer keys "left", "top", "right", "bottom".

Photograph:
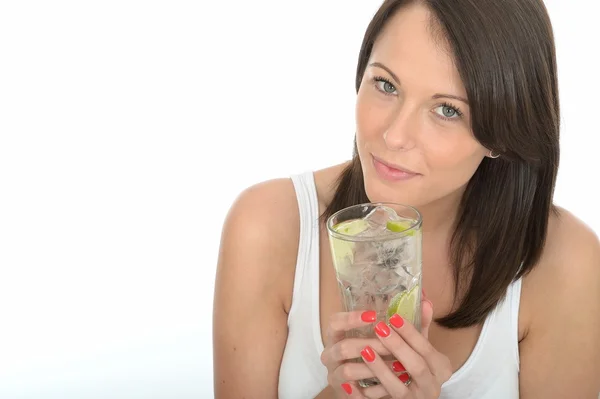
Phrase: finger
[
  {"left": 359, "top": 345, "right": 409, "bottom": 398},
  {"left": 338, "top": 381, "right": 365, "bottom": 398},
  {"left": 326, "top": 310, "right": 378, "bottom": 345},
  {"left": 374, "top": 320, "right": 437, "bottom": 397},
  {"left": 350, "top": 367, "right": 410, "bottom": 399},
  {"left": 420, "top": 296, "right": 434, "bottom": 339},
  {"left": 334, "top": 360, "right": 408, "bottom": 382},
  {"left": 361, "top": 384, "right": 391, "bottom": 399},
  {"left": 328, "top": 338, "right": 393, "bottom": 363},
  {"left": 343, "top": 362, "right": 407, "bottom": 399},
  {"left": 334, "top": 362, "right": 376, "bottom": 382},
  {"left": 388, "top": 315, "right": 452, "bottom": 383}
]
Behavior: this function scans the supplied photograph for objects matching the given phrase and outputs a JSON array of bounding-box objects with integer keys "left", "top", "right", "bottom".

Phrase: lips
[
  {"left": 371, "top": 154, "right": 420, "bottom": 182},
  {"left": 372, "top": 155, "right": 419, "bottom": 175}
]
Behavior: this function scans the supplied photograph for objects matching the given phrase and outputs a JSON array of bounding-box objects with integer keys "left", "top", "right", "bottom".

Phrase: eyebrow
[{"left": 368, "top": 62, "right": 469, "bottom": 105}]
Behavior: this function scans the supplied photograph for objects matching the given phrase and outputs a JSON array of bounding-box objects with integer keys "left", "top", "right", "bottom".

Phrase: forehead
[{"left": 369, "top": 4, "right": 466, "bottom": 97}]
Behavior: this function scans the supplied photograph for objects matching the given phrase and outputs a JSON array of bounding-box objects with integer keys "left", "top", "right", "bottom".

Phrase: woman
[{"left": 213, "top": 0, "right": 600, "bottom": 398}]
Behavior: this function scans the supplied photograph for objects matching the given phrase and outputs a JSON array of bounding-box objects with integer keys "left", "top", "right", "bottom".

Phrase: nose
[{"left": 383, "top": 104, "right": 419, "bottom": 151}]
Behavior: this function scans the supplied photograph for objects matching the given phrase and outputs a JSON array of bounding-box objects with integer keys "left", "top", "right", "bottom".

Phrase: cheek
[
  {"left": 355, "top": 91, "right": 390, "bottom": 149},
  {"left": 423, "top": 136, "right": 485, "bottom": 182}
]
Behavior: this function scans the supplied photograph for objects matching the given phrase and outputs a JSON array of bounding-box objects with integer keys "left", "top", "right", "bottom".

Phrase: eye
[
  {"left": 374, "top": 77, "right": 397, "bottom": 95},
  {"left": 433, "top": 103, "right": 463, "bottom": 121}
]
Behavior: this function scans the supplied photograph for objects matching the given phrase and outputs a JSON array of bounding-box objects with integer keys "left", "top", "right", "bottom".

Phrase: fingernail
[
  {"left": 341, "top": 383, "right": 352, "bottom": 394},
  {"left": 361, "top": 310, "right": 377, "bottom": 323},
  {"left": 390, "top": 314, "right": 404, "bottom": 328},
  {"left": 392, "top": 361, "right": 406, "bottom": 372},
  {"left": 425, "top": 298, "right": 434, "bottom": 308},
  {"left": 374, "top": 321, "right": 391, "bottom": 338},
  {"left": 422, "top": 288, "right": 427, "bottom": 297},
  {"left": 399, "top": 372, "right": 410, "bottom": 384},
  {"left": 361, "top": 345, "right": 376, "bottom": 363}
]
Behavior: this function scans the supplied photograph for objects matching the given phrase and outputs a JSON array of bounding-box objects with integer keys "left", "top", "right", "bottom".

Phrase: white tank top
[{"left": 278, "top": 171, "right": 522, "bottom": 399}]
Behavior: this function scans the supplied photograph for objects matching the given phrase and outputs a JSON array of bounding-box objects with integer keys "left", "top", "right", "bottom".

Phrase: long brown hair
[{"left": 322, "top": 0, "right": 560, "bottom": 328}]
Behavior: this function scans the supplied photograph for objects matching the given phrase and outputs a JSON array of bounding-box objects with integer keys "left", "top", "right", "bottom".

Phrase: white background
[{"left": 0, "top": 1, "right": 598, "bottom": 398}]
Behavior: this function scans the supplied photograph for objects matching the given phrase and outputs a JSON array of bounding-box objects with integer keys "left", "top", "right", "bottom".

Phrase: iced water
[{"left": 329, "top": 205, "right": 422, "bottom": 386}]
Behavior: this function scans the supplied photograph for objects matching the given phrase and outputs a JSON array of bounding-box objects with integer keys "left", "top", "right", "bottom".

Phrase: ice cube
[
  {"left": 358, "top": 205, "right": 400, "bottom": 237},
  {"left": 372, "top": 268, "right": 399, "bottom": 294},
  {"left": 394, "top": 263, "right": 416, "bottom": 283},
  {"left": 399, "top": 236, "right": 416, "bottom": 263},
  {"left": 352, "top": 242, "right": 378, "bottom": 264},
  {"left": 375, "top": 239, "right": 403, "bottom": 268}
]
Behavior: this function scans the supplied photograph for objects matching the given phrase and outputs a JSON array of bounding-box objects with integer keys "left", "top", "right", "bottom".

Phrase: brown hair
[{"left": 322, "top": 0, "right": 560, "bottom": 328}]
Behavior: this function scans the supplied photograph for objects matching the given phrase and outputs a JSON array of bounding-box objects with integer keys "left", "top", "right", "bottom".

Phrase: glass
[{"left": 326, "top": 202, "right": 422, "bottom": 387}]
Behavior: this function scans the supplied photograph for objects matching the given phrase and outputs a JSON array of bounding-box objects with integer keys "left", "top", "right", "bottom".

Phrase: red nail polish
[
  {"left": 392, "top": 361, "right": 406, "bottom": 372},
  {"left": 361, "top": 310, "right": 377, "bottom": 323},
  {"left": 374, "top": 321, "right": 391, "bottom": 338},
  {"left": 390, "top": 314, "right": 404, "bottom": 328},
  {"left": 361, "top": 346, "right": 376, "bottom": 363},
  {"left": 341, "top": 383, "right": 352, "bottom": 394},
  {"left": 399, "top": 372, "right": 410, "bottom": 384}
]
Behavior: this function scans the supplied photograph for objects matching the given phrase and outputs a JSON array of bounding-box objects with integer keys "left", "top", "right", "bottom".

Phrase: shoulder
[
  {"left": 548, "top": 206, "right": 599, "bottom": 253},
  {"left": 216, "top": 168, "right": 336, "bottom": 309},
  {"left": 520, "top": 206, "right": 600, "bottom": 332},
  {"left": 216, "top": 165, "right": 347, "bottom": 307},
  {"left": 212, "top": 178, "right": 304, "bottom": 396},
  {"left": 218, "top": 177, "right": 301, "bottom": 295},
  {"left": 542, "top": 207, "right": 599, "bottom": 306},
  {"left": 224, "top": 177, "right": 301, "bottom": 245},
  {"left": 222, "top": 162, "right": 349, "bottom": 256},
  {"left": 530, "top": 206, "right": 599, "bottom": 285},
  {"left": 523, "top": 206, "right": 600, "bottom": 308},
  {"left": 518, "top": 211, "right": 600, "bottom": 394}
]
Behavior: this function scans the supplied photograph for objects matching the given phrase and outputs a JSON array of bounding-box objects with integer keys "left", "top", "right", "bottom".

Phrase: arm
[
  {"left": 213, "top": 179, "right": 299, "bottom": 398},
  {"left": 520, "top": 213, "right": 600, "bottom": 398}
]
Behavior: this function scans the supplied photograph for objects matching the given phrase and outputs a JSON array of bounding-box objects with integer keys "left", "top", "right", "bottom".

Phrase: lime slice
[
  {"left": 330, "top": 219, "right": 368, "bottom": 271},
  {"left": 386, "top": 220, "right": 416, "bottom": 236},
  {"left": 387, "top": 284, "right": 420, "bottom": 323},
  {"left": 330, "top": 239, "right": 354, "bottom": 265},
  {"left": 333, "top": 219, "right": 368, "bottom": 235}
]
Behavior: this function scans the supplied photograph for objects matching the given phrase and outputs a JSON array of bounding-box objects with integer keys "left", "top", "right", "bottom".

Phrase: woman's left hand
[{"left": 360, "top": 297, "right": 453, "bottom": 399}]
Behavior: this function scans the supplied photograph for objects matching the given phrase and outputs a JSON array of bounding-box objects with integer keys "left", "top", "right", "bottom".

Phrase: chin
[{"left": 363, "top": 177, "right": 425, "bottom": 208}]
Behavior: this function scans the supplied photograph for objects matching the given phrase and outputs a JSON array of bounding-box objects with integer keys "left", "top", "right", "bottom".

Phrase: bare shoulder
[
  {"left": 548, "top": 206, "right": 599, "bottom": 254},
  {"left": 519, "top": 206, "right": 600, "bottom": 397},
  {"left": 522, "top": 206, "right": 600, "bottom": 316},
  {"left": 223, "top": 178, "right": 301, "bottom": 246},
  {"left": 217, "top": 177, "right": 301, "bottom": 305},
  {"left": 216, "top": 162, "right": 348, "bottom": 313},
  {"left": 526, "top": 206, "right": 600, "bottom": 286},
  {"left": 213, "top": 178, "right": 302, "bottom": 396}
]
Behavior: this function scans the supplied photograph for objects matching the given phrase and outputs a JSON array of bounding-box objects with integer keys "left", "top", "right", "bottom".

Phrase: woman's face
[{"left": 356, "top": 3, "right": 489, "bottom": 209}]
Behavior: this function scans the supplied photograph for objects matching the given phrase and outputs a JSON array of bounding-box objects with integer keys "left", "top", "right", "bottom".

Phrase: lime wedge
[
  {"left": 386, "top": 220, "right": 416, "bottom": 236},
  {"left": 333, "top": 219, "right": 369, "bottom": 235},
  {"left": 330, "top": 219, "right": 368, "bottom": 270},
  {"left": 387, "top": 284, "right": 420, "bottom": 323},
  {"left": 330, "top": 239, "right": 353, "bottom": 265}
]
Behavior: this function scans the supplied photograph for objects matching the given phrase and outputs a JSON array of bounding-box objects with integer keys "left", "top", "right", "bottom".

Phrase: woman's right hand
[
  {"left": 320, "top": 293, "right": 436, "bottom": 398},
  {"left": 320, "top": 309, "right": 394, "bottom": 398}
]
